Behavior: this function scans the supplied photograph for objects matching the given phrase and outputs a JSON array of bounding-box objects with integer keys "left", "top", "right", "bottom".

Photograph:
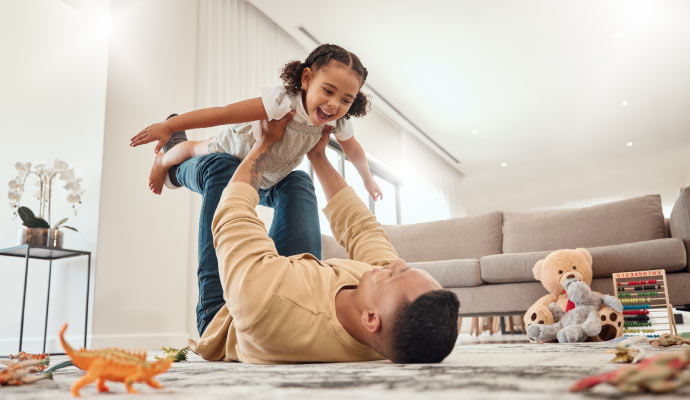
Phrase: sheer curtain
[
  {"left": 400, "top": 129, "right": 466, "bottom": 223},
  {"left": 194, "top": 0, "right": 306, "bottom": 138}
]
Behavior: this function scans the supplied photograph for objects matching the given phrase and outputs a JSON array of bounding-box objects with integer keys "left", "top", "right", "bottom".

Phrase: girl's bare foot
[{"left": 149, "top": 153, "right": 168, "bottom": 195}]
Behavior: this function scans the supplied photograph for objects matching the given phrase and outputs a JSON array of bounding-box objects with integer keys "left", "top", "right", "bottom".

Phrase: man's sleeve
[
  {"left": 322, "top": 186, "right": 398, "bottom": 266},
  {"left": 211, "top": 182, "right": 291, "bottom": 331}
]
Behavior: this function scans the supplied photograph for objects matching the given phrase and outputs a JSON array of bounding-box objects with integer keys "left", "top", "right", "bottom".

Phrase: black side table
[{"left": 0, "top": 244, "right": 91, "bottom": 355}]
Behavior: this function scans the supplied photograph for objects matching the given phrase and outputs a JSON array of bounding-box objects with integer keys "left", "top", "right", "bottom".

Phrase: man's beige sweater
[{"left": 193, "top": 182, "right": 398, "bottom": 364}]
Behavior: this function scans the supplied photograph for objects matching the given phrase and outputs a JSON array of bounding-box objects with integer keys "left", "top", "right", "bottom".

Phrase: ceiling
[{"left": 249, "top": 0, "right": 690, "bottom": 213}]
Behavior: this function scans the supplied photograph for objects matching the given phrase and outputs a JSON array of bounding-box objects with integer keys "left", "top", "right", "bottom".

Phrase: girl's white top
[{"left": 208, "top": 86, "right": 355, "bottom": 189}]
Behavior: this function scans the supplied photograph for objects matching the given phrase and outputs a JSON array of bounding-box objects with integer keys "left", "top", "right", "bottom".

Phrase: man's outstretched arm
[
  {"left": 308, "top": 133, "right": 398, "bottom": 265},
  {"left": 211, "top": 112, "right": 295, "bottom": 326}
]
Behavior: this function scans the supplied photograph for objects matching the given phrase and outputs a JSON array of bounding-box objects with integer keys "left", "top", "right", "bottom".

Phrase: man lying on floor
[{"left": 192, "top": 114, "right": 460, "bottom": 364}]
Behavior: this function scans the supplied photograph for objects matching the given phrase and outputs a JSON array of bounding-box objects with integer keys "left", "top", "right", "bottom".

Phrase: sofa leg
[{"left": 457, "top": 317, "right": 463, "bottom": 335}]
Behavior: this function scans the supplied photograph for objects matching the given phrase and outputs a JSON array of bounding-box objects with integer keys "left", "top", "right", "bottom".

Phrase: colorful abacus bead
[{"left": 623, "top": 304, "right": 650, "bottom": 310}]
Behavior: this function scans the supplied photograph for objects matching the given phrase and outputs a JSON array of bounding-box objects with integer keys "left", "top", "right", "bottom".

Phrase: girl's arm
[
  {"left": 130, "top": 97, "right": 269, "bottom": 153},
  {"left": 337, "top": 136, "right": 383, "bottom": 201}
]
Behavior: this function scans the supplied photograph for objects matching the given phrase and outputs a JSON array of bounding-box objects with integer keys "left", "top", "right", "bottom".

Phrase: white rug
[{"left": 3, "top": 339, "right": 690, "bottom": 399}]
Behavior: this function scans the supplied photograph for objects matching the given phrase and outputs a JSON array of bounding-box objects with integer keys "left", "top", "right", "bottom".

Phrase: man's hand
[
  {"left": 231, "top": 112, "right": 294, "bottom": 190},
  {"left": 255, "top": 111, "right": 295, "bottom": 147},
  {"left": 130, "top": 121, "right": 173, "bottom": 153},
  {"left": 307, "top": 126, "right": 333, "bottom": 162}
]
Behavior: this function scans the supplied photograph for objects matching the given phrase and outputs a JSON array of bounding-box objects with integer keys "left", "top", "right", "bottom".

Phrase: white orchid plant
[{"left": 8, "top": 159, "right": 84, "bottom": 231}]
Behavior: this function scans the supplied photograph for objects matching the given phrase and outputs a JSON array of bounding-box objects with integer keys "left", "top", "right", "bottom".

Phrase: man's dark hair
[{"left": 390, "top": 290, "right": 460, "bottom": 363}]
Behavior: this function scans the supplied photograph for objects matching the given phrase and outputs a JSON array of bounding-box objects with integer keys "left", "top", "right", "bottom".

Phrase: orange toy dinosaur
[{"left": 60, "top": 323, "right": 172, "bottom": 397}]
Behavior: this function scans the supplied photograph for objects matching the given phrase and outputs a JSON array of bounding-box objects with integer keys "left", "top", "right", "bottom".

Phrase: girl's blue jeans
[{"left": 176, "top": 152, "right": 322, "bottom": 335}]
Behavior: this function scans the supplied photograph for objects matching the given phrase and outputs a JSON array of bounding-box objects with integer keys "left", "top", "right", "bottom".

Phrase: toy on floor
[
  {"left": 523, "top": 248, "right": 624, "bottom": 342},
  {"left": 155, "top": 346, "right": 190, "bottom": 362},
  {"left": 60, "top": 323, "right": 173, "bottom": 397},
  {"left": 607, "top": 336, "right": 647, "bottom": 364},
  {"left": 650, "top": 333, "right": 690, "bottom": 347},
  {"left": 0, "top": 358, "right": 50, "bottom": 386},
  {"left": 612, "top": 270, "right": 678, "bottom": 339},
  {"left": 527, "top": 278, "right": 623, "bottom": 343},
  {"left": 9, "top": 352, "right": 49, "bottom": 371},
  {"left": 571, "top": 347, "right": 690, "bottom": 393}
]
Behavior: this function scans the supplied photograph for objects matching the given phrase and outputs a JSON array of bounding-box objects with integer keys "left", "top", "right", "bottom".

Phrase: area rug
[{"left": 3, "top": 340, "right": 690, "bottom": 399}]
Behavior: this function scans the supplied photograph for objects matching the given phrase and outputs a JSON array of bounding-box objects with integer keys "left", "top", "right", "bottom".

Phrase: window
[{"left": 307, "top": 140, "right": 401, "bottom": 236}]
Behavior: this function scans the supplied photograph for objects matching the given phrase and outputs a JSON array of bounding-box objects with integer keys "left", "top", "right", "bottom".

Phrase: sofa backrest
[
  {"left": 502, "top": 194, "right": 667, "bottom": 253},
  {"left": 382, "top": 211, "right": 503, "bottom": 262}
]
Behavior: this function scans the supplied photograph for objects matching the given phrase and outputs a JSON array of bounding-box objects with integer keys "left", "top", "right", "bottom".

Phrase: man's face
[{"left": 358, "top": 259, "right": 442, "bottom": 325}]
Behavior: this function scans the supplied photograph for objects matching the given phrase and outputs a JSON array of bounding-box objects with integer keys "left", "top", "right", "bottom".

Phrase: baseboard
[{"left": 0, "top": 332, "right": 190, "bottom": 355}]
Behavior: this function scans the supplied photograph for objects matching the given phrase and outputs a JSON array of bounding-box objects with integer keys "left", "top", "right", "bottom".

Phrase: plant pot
[{"left": 18, "top": 227, "right": 64, "bottom": 248}]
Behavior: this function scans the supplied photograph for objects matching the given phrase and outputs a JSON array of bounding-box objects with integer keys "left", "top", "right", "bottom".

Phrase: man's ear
[
  {"left": 361, "top": 310, "right": 381, "bottom": 333},
  {"left": 533, "top": 259, "right": 544, "bottom": 280},
  {"left": 301, "top": 67, "right": 313, "bottom": 90}
]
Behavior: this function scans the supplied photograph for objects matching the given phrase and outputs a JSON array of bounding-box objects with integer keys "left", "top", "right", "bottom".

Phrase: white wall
[
  {"left": 93, "top": 0, "right": 198, "bottom": 349},
  {"left": 457, "top": 143, "right": 690, "bottom": 217},
  {"left": 0, "top": 0, "right": 109, "bottom": 354}
]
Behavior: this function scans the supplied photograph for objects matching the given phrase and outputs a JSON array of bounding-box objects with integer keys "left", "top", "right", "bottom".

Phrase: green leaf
[
  {"left": 33, "top": 218, "right": 51, "bottom": 228},
  {"left": 62, "top": 225, "right": 78, "bottom": 232},
  {"left": 17, "top": 206, "right": 36, "bottom": 224},
  {"left": 53, "top": 217, "right": 69, "bottom": 229}
]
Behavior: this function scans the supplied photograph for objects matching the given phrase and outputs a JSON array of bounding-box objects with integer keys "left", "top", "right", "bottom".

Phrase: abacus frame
[{"left": 612, "top": 269, "right": 677, "bottom": 337}]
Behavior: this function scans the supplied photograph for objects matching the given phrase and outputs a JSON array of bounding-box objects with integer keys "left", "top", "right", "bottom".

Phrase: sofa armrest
[{"left": 670, "top": 186, "right": 690, "bottom": 271}]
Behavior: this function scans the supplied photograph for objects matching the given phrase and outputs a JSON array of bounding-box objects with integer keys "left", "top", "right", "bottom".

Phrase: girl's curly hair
[{"left": 280, "top": 44, "right": 370, "bottom": 119}]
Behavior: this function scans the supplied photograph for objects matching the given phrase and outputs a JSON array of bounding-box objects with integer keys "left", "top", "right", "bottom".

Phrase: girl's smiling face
[{"left": 301, "top": 60, "right": 362, "bottom": 126}]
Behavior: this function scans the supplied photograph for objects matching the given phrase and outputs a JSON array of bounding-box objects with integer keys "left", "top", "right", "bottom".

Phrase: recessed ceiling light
[
  {"left": 621, "top": 100, "right": 629, "bottom": 106},
  {"left": 626, "top": 141, "right": 633, "bottom": 147},
  {"left": 613, "top": 32, "right": 622, "bottom": 39},
  {"left": 501, "top": 162, "right": 508, "bottom": 167},
  {"left": 472, "top": 129, "right": 478, "bottom": 136}
]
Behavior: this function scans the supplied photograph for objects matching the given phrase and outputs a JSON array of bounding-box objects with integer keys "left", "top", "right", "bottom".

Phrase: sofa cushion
[
  {"left": 408, "top": 259, "right": 483, "bottom": 287},
  {"left": 480, "top": 238, "right": 687, "bottom": 284},
  {"left": 383, "top": 212, "right": 503, "bottom": 262},
  {"left": 502, "top": 195, "right": 666, "bottom": 253},
  {"left": 321, "top": 234, "right": 348, "bottom": 260},
  {"left": 670, "top": 186, "right": 690, "bottom": 271}
]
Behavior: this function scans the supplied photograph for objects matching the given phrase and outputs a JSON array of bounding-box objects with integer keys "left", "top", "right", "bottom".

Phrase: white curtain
[
  {"left": 194, "top": 0, "right": 306, "bottom": 138},
  {"left": 400, "top": 129, "right": 466, "bottom": 223}
]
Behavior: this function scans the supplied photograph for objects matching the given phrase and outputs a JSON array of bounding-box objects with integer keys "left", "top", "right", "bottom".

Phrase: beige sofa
[{"left": 321, "top": 187, "right": 690, "bottom": 316}]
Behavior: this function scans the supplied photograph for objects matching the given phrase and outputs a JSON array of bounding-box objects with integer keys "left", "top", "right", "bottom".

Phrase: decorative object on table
[
  {"left": 527, "top": 278, "right": 622, "bottom": 343},
  {"left": 649, "top": 333, "right": 690, "bottom": 347},
  {"left": 155, "top": 346, "right": 190, "bottom": 362},
  {"left": 60, "top": 323, "right": 173, "bottom": 396},
  {"left": 523, "top": 248, "right": 623, "bottom": 342},
  {"left": 570, "top": 347, "right": 690, "bottom": 393},
  {"left": 8, "top": 160, "right": 83, "bottom": 249},
  {"left": 607, "top": 336, "right": 647, "bottom": 364},
  {"left": 16, "top": 206, "right": 77, "bottom": 248},
  {"left": 9, "top": 351, "right": 49, "bottom": 371},
  {"left": 612, "top": 270, "right": 677, "bottom": 339}
]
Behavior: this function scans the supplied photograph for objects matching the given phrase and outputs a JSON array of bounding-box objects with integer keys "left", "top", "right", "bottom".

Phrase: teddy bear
[
  {"left": 523, "top": 248, "right": 624, "bottom": 342},
  {"left": 527, "top": 278, "right": 623, "bottom": 343}
]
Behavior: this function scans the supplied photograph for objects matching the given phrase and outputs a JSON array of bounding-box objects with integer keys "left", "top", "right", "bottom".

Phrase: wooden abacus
[{"left": 612, "top": 269, "right": 677, "bottom": 338}]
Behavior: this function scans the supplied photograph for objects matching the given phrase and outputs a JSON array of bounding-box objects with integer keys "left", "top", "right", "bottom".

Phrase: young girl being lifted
[{"left": 130, "top": 44, "right": 382, "bottom": 200}]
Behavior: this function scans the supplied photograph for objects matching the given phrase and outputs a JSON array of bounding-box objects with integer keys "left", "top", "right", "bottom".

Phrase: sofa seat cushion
[
  {"left": 480, "top": 238, "right": 687, "bottom": 284},
  {"left": 383, "top": 212, "right": 502, "bottom": 262},
  {"left": 503, "top": 194, "right": 667, "bottom": 253},
  {"left": 408, "top": 259, "right": 483, "bottom": 287}
]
